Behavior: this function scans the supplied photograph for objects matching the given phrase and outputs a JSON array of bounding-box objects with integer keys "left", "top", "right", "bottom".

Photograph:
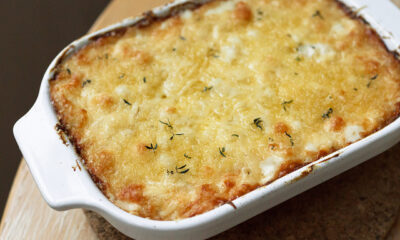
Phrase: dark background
[{"left": 0, "top": 0, "right": 109, "bottom": 217}]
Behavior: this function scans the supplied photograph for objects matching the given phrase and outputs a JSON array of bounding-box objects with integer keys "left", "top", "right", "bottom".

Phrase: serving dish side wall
[{"left": 13, "top": 0, "right": 400, "bottom": 239}]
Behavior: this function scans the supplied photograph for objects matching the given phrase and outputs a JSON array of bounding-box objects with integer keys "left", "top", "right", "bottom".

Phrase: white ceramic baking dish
[{"left": 13, "top": 0, "right": 400, "bottom": 239}]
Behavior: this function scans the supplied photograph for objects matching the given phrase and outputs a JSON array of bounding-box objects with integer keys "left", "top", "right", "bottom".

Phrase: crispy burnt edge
[{"left": 48, "top": 0, "right": 400, "bottom": 218}]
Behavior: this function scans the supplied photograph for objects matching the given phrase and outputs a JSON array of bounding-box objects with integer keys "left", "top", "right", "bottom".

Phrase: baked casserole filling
[{"left": 50, "top": 0, "right": 400, "bottom": 220}]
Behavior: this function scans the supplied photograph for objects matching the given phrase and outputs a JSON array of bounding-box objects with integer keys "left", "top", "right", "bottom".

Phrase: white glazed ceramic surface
[{"left": 13, "top": 0, "right": 400, "bottom": 239}]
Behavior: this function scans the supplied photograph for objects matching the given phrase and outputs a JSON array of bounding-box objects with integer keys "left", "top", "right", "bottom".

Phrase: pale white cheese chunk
[
  {"left": 260, "top": 155, "right": 284, "bottom": 183},
  {"left": 180, "top": 10, "right": 193, "bottom": 20},
  {"left": 344, "top": 125, "right": 364, "bottom": 143},
  {"left": 205, "top": 1, "right": 236, "bottom": 16}
]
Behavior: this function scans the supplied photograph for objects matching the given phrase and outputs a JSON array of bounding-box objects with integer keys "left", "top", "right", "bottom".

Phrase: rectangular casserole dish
[{"left": 13, "top": 0, "right": 400, "bottom": 239}]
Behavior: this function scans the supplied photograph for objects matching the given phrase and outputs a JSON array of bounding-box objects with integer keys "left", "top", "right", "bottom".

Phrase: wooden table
[{"left": 1, "top": 0, "right": 400, "bottom": 239}]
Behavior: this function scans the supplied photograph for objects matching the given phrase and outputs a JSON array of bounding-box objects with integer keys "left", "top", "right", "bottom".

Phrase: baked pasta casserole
[{"left": 50, "top": 0, "right": 400, "bottom": 220}]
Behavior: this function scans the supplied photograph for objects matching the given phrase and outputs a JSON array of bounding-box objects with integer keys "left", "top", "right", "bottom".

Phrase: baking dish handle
[{"left": 13, "top": 98, "right": 97, "bottom": 210}]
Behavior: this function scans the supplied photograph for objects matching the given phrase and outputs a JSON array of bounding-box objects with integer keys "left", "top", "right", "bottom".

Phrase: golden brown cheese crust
[{"left": 50, "top": 0, "right": 400, "bottom": 220}]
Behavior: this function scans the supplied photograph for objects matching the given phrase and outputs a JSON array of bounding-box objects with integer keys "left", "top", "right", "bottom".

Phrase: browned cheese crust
[{"left": 50, "top": 0, "right": 400, "bottom": 220}]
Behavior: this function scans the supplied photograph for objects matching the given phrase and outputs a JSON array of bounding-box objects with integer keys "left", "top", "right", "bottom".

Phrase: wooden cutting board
[{"left": 1, "top": 0, "right": 400, "bottom": 239}]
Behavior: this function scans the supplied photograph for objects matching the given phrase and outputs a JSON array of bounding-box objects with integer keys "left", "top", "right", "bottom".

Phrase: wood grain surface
[
  {"left": 0, "top": 162, "right": 97, "bottom": 240},
  {"left": 1, "top": 0, "right": 400, "bottom": 239}
]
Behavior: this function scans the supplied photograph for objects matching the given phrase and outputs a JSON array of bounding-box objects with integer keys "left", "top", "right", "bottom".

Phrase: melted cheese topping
[{"left": 50, "top": 0, "right": 400, "bottom": 220}]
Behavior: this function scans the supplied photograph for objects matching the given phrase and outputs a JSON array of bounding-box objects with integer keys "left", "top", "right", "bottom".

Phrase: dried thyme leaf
[
  {"left": 253, "top": 118, "right": 263, "bottom": 130},
  {"left": 159, "top": 119, "right": 173, "bottom": 129},
  {"left": 285, "top": 132, "right": 294, "bottom": 146},
  {"left": 82, "top": 79, "right": 91, "bottom": 87},
  {"left": 322, "top": 108, "right": 333, "bottom": 119},
  {"left": 281, "top": 100, "right": 293, "bottom": 111},
  {"left": 367, "top": 74, "right": 378, "bottom": 88},
  {"left": 176, "top": 164, "right": 189, "bottom": 174},
  {"left": 312, "top": 10, "right": 324, "bottom": 19},
  {"left": 145, "top": 143, "right": 158, "bottom": 151},
  {"left": 219, "top": 147, "right": 226, "bottom": 157},
  {"left": 123, "top": 99, "right": 131, "bottom": 105},
  {"left": 203, "top": 86, "right": 213, "bottom": 92},
  {"left": 178, "top": 168, "right": 189, "bottom": 174}
]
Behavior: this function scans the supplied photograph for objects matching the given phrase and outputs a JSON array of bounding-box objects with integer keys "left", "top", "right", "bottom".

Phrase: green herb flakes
[
  {"left": 282, "top": 100, "right": 293, "bottom": 111},
  {"left": 322, "top": 108, "right": 333, "bottom": 119},
  {"left": 203, "top": 86, "right": 213, "bottom": 92},
  {"left": 176, "top": 164, "right": 189, "bottom": 174},
  {"left": 123, "top": 99, "right": 132, "bottom": 105},
  {"left": 219, "top": 147, "right": 226, "bottom": 157},
  {"left": 285, "top": 132, "right": 294, "bottom": 146},
  {"left": 159, "top": 119, "right": 173, "bottom": 129},
  {"left": 253, "top": 118, "right": 263, "bottom": 130},
  {"left": 367, "top": 74, "right": 378, "bottom": 88},
  {"left": 312, "top": 10, "right": 324, "bottom": 19},
  {"left": 145, "top": 143, "right": 158, "bottom": 151},
  {"left": 82, "top": 79, "right": 91, "bottom": 87}
]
